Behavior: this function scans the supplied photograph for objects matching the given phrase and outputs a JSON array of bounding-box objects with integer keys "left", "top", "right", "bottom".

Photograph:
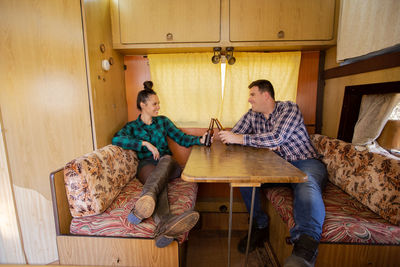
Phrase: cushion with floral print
[
  {"left": 310, "top": 134, "right": 400, "bottom": 225},
  {"left": 64, "top": 145, "right": 138, "bottom": 217}
]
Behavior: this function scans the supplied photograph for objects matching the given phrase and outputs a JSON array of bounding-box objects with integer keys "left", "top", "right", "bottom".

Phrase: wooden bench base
[
  {"left": 265, "top": 201, "right": 400, "bottom": 267},
  {"left": 57, "top": 235, "right": 179, "bottom": 266},
  {"left": 50, "top": 168, "right": 183, "bottom": 267}
]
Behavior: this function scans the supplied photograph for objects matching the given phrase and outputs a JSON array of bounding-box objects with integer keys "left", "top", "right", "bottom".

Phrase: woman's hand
[
  {"left": 218, "top": 131, "right": 244, "bottom": 145},
  {"left": 142, "top": 141, "right": 160, "bottom": 160},
  {"left": 199, "top": 132, "right": 209, "bottom": 145}
]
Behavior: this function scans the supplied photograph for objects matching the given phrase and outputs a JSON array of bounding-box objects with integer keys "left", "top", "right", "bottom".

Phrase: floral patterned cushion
[
  {"left": 265, "top": 182, "right": 400, "bottom": 244},
  {"left": 64, "top": 145, "right": 138, "bottom": 217},
  {"left": 70, "top": 177, "right": 198, "bottom": 244},
  {"left": 310, "top": 134, "right": 400, "bottom": 225}
]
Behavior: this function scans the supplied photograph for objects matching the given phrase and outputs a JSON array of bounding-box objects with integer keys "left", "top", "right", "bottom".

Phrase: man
[{"left": 218, "top": 80, "right": 327, "bottom": 267}]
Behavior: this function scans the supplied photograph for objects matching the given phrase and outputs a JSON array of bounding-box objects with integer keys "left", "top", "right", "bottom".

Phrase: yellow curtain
[
  {"left": 148, "top": 53, "right": 221, "bottom": 127},
  {"left": 220, "top": 52, "right": 301, "bottom": 127}
]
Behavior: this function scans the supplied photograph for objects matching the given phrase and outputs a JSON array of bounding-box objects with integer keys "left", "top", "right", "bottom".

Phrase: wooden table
[{"left": 182, "top": 141, "right": 307, "bottom": 267}]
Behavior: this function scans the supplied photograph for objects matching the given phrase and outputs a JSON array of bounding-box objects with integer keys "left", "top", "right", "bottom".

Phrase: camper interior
[{"left": 1, "top": 0, "right": 399, "bottom": 266}]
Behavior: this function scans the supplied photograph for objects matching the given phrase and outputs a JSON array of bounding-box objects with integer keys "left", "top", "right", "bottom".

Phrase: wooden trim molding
[
  {"left": 324, "top": 51, "right": 400, "bottom": 80},
  {"left": 316, "top": 51, "right": 325, "bottom": 133},
  {"left": 296, "top": 51, "right": 320, "bottom": 133}
]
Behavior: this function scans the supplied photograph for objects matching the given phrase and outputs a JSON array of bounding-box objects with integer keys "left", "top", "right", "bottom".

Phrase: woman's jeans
[{"left": 239, "top": 158, "right": 327, "bottom": 241}]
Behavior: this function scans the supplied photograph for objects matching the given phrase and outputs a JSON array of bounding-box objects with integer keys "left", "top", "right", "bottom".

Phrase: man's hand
[
  {"left": 218, "top": 131, "right": 244, "bottom": 145},
  {"left": 142, "top": 141, "right": 160, "bottom": 160}
]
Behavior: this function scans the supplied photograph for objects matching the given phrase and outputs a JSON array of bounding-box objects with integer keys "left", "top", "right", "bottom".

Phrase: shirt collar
[
  {"left": 137, "top": 114, "right": 155, "bottom": 126},
  {"left": 250, "top": 102, "right": 278, "bottom": 119},
  {"left": 265, "top": 101, "right": 279, "bottom": 122},
  {"left": 270, "top": 101, "right": 279, "bottom": 116}
]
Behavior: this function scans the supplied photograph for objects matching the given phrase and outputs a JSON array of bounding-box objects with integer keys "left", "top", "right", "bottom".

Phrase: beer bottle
[
  {"left": 204, "top": 119, "right": 214, "bottom": 147},
  {"left": 214, "top": 118, "right": 224, "bottom": 131},
  {"left": 214, "top": 118, "right": 229, "bottom": 145}
]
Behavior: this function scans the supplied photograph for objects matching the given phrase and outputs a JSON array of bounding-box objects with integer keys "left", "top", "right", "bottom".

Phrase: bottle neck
[{"left": 207, "top": 118, "right": 214, "bottom": 130}]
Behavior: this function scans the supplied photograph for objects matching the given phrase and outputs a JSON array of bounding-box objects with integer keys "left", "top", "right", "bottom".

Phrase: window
[
  {"left": 388, "top": 101, "right": 400, "bottom": 120},
  {"left": 149, "top": 52, "right": 301, "bottom": 127}
]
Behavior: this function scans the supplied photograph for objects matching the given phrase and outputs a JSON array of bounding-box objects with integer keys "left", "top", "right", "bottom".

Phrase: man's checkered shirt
[{"left": 232, "top": 101, "right": 317, "bottom": 162}]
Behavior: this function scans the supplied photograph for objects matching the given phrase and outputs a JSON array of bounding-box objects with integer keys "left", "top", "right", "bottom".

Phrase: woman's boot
[
  {"left": 128, "top": 155, "right": 176, "bottom": 224},
  {"left": 152, "top": 179, "right": 199, "bottom": 248}
]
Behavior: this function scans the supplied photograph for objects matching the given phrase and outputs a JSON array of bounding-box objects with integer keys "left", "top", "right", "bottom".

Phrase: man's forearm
[
  {"left": 218, "top": 131, "right": 244, "bottom": 144},
  {"left": 234, "top": 133, "right": 244, "bottom": 145}
]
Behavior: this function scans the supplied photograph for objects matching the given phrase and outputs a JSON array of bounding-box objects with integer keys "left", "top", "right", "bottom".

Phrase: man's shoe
[
  {"left": 237, "top": 225, "right": 269, "bottom": 254},
  {"left": 154, "top": 211, "right": 200, "bottom": 248},
  {"left": 284, "top": 234, "right": 319, "bottom": 267}
]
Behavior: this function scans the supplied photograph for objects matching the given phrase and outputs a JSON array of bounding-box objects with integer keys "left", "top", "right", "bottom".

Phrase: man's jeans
[{"left": 239, "top": 158, "right": 327, "bottom": 241}]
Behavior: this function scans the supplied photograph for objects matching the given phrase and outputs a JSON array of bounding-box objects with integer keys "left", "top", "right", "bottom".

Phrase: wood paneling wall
[
  {"left": 0, "top": 0, "right": 93, "bottom": 264},
  {"left": 125, "top": 56, "right": 151, "bottom": 121},
  {"left": 83, "top": 0, "right": 128, "bottom": 148},
  {"left": 377, "top": 120, "right": 400, "bottom": 150},
  {"left": 0, "top": 119, "right": 26, "bottom": 263},
  {"left": 296, "top": 51, "right": 320, "bottom": 133}
]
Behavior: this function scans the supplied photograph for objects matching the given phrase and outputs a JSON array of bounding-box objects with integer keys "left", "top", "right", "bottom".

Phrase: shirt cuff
[{"left": 197, "top": 137, "right": 203, "bottom": 146}]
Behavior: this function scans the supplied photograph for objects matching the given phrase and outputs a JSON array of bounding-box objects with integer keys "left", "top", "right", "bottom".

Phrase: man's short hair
[{"left": 248, "top": 79, "right": 275, "bottom": 100}]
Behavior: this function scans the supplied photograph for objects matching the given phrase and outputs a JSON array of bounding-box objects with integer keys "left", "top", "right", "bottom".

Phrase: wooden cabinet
[
  {"left": 230, "top": 0, "right": 336, "bottom": 42},
  {"left": 115, "top": 0, "right": 220, "bottom": 44},
  {"left": 111, "top": 0, "right": 338, "bottom": 53}
]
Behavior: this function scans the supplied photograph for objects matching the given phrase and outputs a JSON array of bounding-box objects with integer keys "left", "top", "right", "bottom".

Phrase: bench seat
[
  {"left": 265, "top": 182, "right": 400, "bottom": 245},
  {"left": 70, "top": 177, "right": 198, "bottom": 244},
  {"left": 263, "top": 134, "right": 400, "bottom": 266},
  {"left": 51, "top": 144, "right": 198, "bottom": 266}
]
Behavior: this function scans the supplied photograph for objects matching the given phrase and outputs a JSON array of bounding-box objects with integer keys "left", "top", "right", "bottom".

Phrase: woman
[{"left": 112, "top": 81, "right": 208, "bottom": 248}]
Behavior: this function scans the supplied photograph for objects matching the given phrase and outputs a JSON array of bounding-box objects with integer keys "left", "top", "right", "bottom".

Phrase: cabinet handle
[
  {"left": 166, "top": 33, "right": 173, "bottom": 41},
  {"left": 277, "top": 30, "right": 285, "bottom": 39}
]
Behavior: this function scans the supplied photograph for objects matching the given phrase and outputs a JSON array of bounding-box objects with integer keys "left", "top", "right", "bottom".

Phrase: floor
[{"left": 185, "top": 229, "right": 276, "bottom": 267}]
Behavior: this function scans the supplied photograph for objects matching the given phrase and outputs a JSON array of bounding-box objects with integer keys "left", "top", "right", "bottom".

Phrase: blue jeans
[{"left": 239, "top": 158, "right": 327, "bottom": 241}]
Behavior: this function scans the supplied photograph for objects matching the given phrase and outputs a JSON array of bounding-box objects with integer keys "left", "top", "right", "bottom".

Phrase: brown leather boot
[
  {"left": 129, "top": 155, "right": 177, "bottom": 224},
  {"left": 154, "top": 210, "right": 200, "bottom": 248}
]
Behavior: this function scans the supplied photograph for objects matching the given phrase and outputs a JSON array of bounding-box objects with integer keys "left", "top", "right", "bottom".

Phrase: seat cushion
[
  {"left": 70, "top": 177, "right": 198, "bottom": 244},
  {"left": 64, "top": 145, "right": 138, "bottom": 217},
  {"left": 310, "top": 134, "right": 400, "bottom": 225},
  {"left": 265, "top": 182, "right": 400, "bottom": 244}
]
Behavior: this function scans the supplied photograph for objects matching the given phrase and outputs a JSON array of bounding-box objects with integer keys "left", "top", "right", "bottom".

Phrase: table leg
[
  {"left": 228, "top": 185, "right": 233, "bottom": 267},
  {"left": 244, "top": 187, "right": 256, "bottom": 267},
  {"left": 228, "top": 183, "right": 260, "bottom": 267}
]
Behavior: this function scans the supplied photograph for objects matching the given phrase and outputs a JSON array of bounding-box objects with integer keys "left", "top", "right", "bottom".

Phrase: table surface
[{"left": 181, "top": 141, "right": 307, "bottom": 184}]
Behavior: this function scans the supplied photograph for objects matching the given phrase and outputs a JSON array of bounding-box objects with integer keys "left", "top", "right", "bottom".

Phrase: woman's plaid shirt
[
  {"left": 112, "top": 115, "right": 201, "bottom": 160},
  {"left": 232, "top": 101, "right": 317, "bottom": 162}
]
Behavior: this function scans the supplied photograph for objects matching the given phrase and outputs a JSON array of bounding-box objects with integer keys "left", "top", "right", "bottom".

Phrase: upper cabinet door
[
  {"left": 230, "top": 0, "right": 336, "bottom": 42},
  {"left": 118, "top": 0, "right": 221, "bottom": 44}
]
